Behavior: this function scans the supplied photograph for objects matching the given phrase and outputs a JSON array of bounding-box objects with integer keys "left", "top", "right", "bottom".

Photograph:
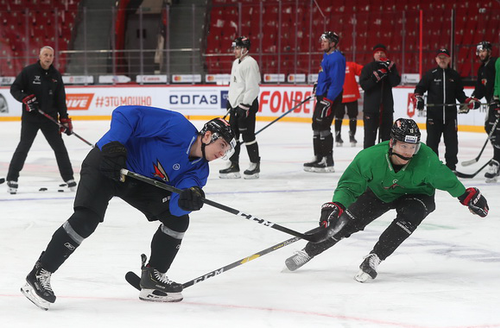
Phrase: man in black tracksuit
[
  {"left": 414, "top": 48, "right": 470, "bottom": 171},
  {"left": 7, "top": 46, "right": 75, "bottom": 194},
  {"left": 359, "top": 44, "right": 401, "bottom": 149}
]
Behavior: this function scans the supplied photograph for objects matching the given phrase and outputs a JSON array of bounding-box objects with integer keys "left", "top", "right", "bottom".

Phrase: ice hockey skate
[
  {"left": 66, "top": 179, "right": 77, "bottom": 191},
  {"left": 303, "top": 156, "right": 321, "bottom": 172},
  {"left": 7, "top": 180, "right": 18, "bottom": 194},
  {"left": 284, "top": 249, "right": 313, "bottom": 271},
  {"left": 21, "top": 260, "right": 56, "bottom": 310},
  {"left": 349, "top": 133, "right": 357, "bottom": 147},
  {"left": 335, "top": 133, "right": 344, "bottom": 147},
  {"left": 140, "top": 260, "right": 183, "bottom": 302},
  {"left": 311, "top": 156, "right": 335, "bottom": 173},
  {"left": 243, "top": 162, "right": 260, "bottom": 179},
  {"left": 354, "top": 253, "right": 381, "bottom": 283},
  {"left": 485, "top": 160, "right": 499, "bottom": 183},
  {"left": 219, "top": 162, "right": 241, "bottom": 179}
]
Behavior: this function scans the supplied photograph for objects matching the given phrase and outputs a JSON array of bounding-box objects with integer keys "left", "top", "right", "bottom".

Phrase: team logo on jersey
[
  {"left": 33, "top": 76, "right": 41, "bottom": 85},
  {"left": 153, "top": 161, "right": 169, "bottom": 182},
  {"left": 383, "top": 179, "right": 403, "bottom": 190},
  {"left": 482, "top": 78, "right": 488, "bottom": 86}
]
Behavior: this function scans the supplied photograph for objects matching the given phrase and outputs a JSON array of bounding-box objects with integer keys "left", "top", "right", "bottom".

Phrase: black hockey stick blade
[
  {"left": 125, "top": 228, "right": 319, "bottom": 291},
  {"left": 455, "top": 160, "right": 492, "bottom": 179},
  {"left": 461, "top": 118, "right": 499, "bottom": 167},
  {"left": 120, "top": 169, "right": 324, "bottom": 242}
]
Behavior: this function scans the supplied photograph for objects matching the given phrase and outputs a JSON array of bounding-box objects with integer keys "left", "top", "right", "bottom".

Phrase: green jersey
[
  {"left": 332, "top": 141, "right": 466, "bottom": 208},
  {"left": 495, "top": 57, "right": 500, "bottom": 97}
]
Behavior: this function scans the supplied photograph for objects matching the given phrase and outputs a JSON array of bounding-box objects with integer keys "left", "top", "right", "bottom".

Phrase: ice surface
[{"left": 1, "top": 119, "right": 499, "bottom": 328}]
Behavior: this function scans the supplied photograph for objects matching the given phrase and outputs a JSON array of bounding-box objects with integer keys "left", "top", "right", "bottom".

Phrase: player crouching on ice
[
  {"left": 286, "top": 118, "right": 489, "bottom": 282},
  {"left": 21, "top": 105, "right": 236, "bottom": 310}
]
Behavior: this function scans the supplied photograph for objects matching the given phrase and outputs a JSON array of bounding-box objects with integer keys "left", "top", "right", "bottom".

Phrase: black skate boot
[
  {"left": 139, "top": 255, "right": 183, "bottom": 302},
  {"left": 311, "top": 155, "right": 335, "bottom": 173},
  {"left": 65, "top": 179, "right": 77, "bottom": 191},
  {"left": 485, "top": 159, "right": 500, "bottom": 183},
  {"left": 7, "top": 180, "right": 18, "bottom": 194},
  {"left": 354, "top": 252, "right": 381, "bottom": 283},
  {"left": 21, "top": 258, "right": 56, "bottom": 310},
  {"left": 349, "top": 132, "right": 357, "bottom": 147},
  {"left": 243, "top": 162, "right": 260, "bottom": 179},
  {"left": 304, "top": 156, "right": 321, "bottom": 172},
  {"left": 335, "top": 132, "right": 344, "bottom": 147},
  {"left": 219, "top": 162, "right": 241, "bottom": 179}
]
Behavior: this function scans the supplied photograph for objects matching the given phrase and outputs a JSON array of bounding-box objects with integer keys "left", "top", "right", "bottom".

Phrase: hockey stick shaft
[
  {"left": 254, "top": 95, "right": 313, "bottom": 136},
  {"left": 125, "top": 227, "right": 320, "bottom": 291},
  {"left": 455, "top": 159, "right": 492, "bottom": 179},
  {"left": 120, "top": 169, "right": 324, "bottom": 242},
  {"left": 425, "top": 103, "right": 488, "bottom": 107},
  {"left": 461, "top": 117, "right": 499, "bottom": 166},
  {"left": 37, "top": 108, "right": 94, "bottom": 147}
]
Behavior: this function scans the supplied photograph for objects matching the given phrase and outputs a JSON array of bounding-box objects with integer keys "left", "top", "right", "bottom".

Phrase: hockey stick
[
  {"left": 125, "top": 227, "right": 320, "bottom": 291},
  {"left": 36, "top": 108, "right": 94, "bottom": 147},
  {"left": 455, "top": 159, "right": 492, "bottom": 179},
  {"left": 461, "top": 117, "right": 499, "bottom": 166},
  {"left": 425, "top": 103, "right": 488, "bottom": 107},
  {"left": 120, "top": 169, "right": 325, "bottom": 242},
  {"left": 254, "top": 95, "right": 313, "bottom": 136}
]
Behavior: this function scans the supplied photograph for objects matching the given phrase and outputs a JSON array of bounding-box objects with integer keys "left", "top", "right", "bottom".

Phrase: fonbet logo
[{"left": 66, "top": 94, "right": 94, "bottom": 110}]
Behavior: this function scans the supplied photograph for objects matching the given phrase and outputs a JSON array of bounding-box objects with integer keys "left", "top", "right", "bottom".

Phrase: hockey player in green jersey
[{"left": 285, "top": 118, "right": 489, "bottom": 282}]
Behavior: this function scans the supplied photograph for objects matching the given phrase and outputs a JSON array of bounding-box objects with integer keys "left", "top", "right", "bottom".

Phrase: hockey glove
[
  {"left": 22, "top": 94, "right": 38, "bottom": 112},
  {"left": 414, "top": 94, "right": 425, "bottom": 111},
  {"left": 235, "top": 104, "right": 250, "bottom": 118},
  {"left": 59, "top": 117, "right": 73, "bottom": 135},
  {"left": 317, "top": 97, "right": 333, "bottom": 118},
  {"left": 178, "top": 186, "right": 205, "bottom": 211},
  {"left": 378, "top": 58, "right": 395, "bottom": 72},
  {"left": 466, "top": 97, "right": 481, "bottom": 110},
  {"left": 490, "top": 96, "right": 500, "bottom": 117},
  {"left": 318, "top": 202, "right": 345, "bottom": 228},
  {"left": 312, "top": 81, "right": 318, "bottom": 95},
  {"left": 99, "top": 141, "right": 128, "bottom": 181},
  {"left": 458, "top": 187, "right": 489, "bottom": 218},
  {"left": 372, "top": 68, "right": 388, "bottom": 83}
]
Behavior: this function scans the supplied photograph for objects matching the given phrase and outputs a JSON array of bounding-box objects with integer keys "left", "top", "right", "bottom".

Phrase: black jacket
[
  {"left": 414, "top": 66, "right": 467, "bottom": 121},
  {"left": 10, "top": 61, "right": 68, "bottom": 120},
  {"left": 359, "top": 60, "right": 401, "bottom": 114},
  {"left": 472, "top": 56, "right": 497, "bottom": 103}
]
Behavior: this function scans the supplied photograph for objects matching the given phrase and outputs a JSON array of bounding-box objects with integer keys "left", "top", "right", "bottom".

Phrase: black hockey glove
[
  {"left": 178, "top": 186, "right": 205, "bottom": 211},
  {"left": 458, "top": 187, "right": 489, "bottom": 218},
  {"left": 414, "top": 94, "right": 424, "bottom": 111},
  {"left": 99, "top": 141, "right": 128, "bottom": 181},
  {"left": 372, "top": 67, "right": 388, "bottom": 83},
  {"left": 235, "top": 104, "right": 251, "bottom": 118},
  {"left": 318, "top": 202, "right": 345, "bottom": 228},
  {"left": 22, "top": 94, "right": 38, "bottom": 112},
  {"left": 59, "top": 117, "right": 73, "bottom": 135}
]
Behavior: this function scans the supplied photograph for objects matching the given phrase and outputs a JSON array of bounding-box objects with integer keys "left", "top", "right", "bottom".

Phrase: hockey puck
[
  {"left": 0, "top": 178, "right": 5, "bottom": 184},
  {"left": 58, "top": 189, "right": 64, "bottom": 192},
  {"left": 39, "top": 188, "right": 48, "bottom": 192},
  {"left": 59, "top": 183, "right": 67, "bottom": 187}
]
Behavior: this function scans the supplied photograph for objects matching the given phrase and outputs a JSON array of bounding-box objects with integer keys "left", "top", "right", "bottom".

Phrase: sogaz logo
[
  {"left": 220, "top": 90, "right": 229, "bottom": 109},
  {"left": 168, "top": 90, "right": 219, "bottom": 108}
]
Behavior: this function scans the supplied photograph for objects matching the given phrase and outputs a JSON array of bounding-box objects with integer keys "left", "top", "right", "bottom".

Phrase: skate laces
[
  {"left": 153, "top": 269, "right": 174, "bottom": 285},
  {"left": 36, "top": 268, "right": 53, "bottom": 292},
  {"left": 292, "top": 250, "right": 311, "bottom": 265},
  {"left": 363, "top": 253, "right": 381, "bottom": 270}
]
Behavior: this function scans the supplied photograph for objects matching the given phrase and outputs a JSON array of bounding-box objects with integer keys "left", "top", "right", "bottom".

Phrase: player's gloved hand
[
  {"left": 378, "top": 58, "right": 395, "bottom": 72},
  {"left": 178, "top": 186, "right": 205, "bottom": 211},
  {"left": 317, "top": 97, "right": 333, "bottom": 118},
  {"left": 465, "top": 97, "right": 481, "bottom": 110},
  {"left": 59, "top": 117, "right": 73, "bottom": 135},
  {"left": 372, "top": 67, "right": 388, "bottom": 83},
  {"left": 312, "top": 81, "right": 318, "bottom": 95},
  {"left": 235, "top": 104, "right": 250, "bottom": 118},
  {"left": 490, "top": 96, "right": 500, "bottom": 117},
  {"left": 414, "top": 93, "right": 424, "bottom": 111},
  {"left": 99, "top": 141, "right": 128, "bottom": 182},
  {"left": 318, "top": 202, "right": 345, "bottom": 228},
  {"left": 458, "top": 187, "right": 489, "bottom": 218},
  {"left": 458, "top": 103, "right": 470, "bottom": 114},
  {"left": 22, "top": 94, "right": 38, "bottom": 112}
]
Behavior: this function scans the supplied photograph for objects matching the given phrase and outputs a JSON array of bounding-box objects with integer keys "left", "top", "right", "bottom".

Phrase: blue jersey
[
  {"left": 316, "top": 50, "right": 346, "bottom": 101},
  {"left": 96, "top": 106, "right": 209, "bottom": 217}
]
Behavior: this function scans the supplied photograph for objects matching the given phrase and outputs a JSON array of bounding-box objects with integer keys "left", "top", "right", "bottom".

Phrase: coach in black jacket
[
  {"left": 6, "top": 46, "right": 76, "bottom": 194},
  {"left": 414, "top": 48, "right": 469, "bottom": 171},
  {"left": 359, "top": 44, "right": 401, "bottom": 149}
]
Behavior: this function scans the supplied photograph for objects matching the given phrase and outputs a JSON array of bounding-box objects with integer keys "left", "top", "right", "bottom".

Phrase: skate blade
[
  {"left": 311, "top": 167, "right": 335, "bottom": 173},
  {"left": 243, "top": 173, "right": 259, "bottom": 179},
  {"left": 21, "top": 283, "right": 51, "bottom": 311},
  {"left": 354, "top": 270, "right": 374, "bottom": 283},
  {"left": 351, "top": 142, "right": 356, "bottom": 147},
  {"left": 139, "top": 288, "right": 183, "bottom": 302},
  {"left": 219, "top": 172, "right": 241, "bottom": 179},
  {"left": 485, "top": 177, "right": 498, "bottom": 183},
  {"left": 303, "top": 166, "right": 315, "bottom": 172},
  {"left": 336, "top": 143, "right": 343, "bottom": 147}
]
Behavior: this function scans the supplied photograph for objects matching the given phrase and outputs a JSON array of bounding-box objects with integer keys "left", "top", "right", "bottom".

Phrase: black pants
[
  {"left": 7, "top": 115, "right": 74, "bottom": 182},
  {"left": 485, "top": 107, "right": 500, "bottom": 162},
  {"left": 363, "top": 110, "right": 393, "bottom": 149},
  {"left": 334, "top": 100, "right": 358, "bottom": 136},
  {"left": 426, "top": 118, "right": 458, "bottom": 170},
  {"left": 228, "top": 98, "right": 260, "bottom": 164},
  {"left": 306, "top": 189, "right": 436, "bottom": 261}
]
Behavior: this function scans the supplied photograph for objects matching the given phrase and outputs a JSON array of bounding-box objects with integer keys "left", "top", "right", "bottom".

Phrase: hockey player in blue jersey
[{"left": 21, "top": 106, "right": 236, "bottom": 310}]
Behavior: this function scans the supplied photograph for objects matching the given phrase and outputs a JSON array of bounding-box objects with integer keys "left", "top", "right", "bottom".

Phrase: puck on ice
[
  {"left": 0, "top": 178, "right": 5, "bottom": 184},
  {"left": 39, "top": 188, "right": 48, "bottom": 191},
  {"left": 58, "top": 189, "right": 64, "bottom": 192}
]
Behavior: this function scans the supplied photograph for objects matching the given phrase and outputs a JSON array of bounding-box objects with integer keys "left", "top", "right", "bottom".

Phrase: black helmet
[
  {"left": 391, "top": 118, "right": 421, "bottom": 144},
  {"left": 199, "top": 118, "right": 236, "bottom": 159},
  {"left": 319, "top": 31, "right": 339, "bottom": 44},
  {"left": 476, "top": 41, "right": 492, "bottom": 55},
  {"left": 232, "top": 36, "right": 251, "bottom": 50}
]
